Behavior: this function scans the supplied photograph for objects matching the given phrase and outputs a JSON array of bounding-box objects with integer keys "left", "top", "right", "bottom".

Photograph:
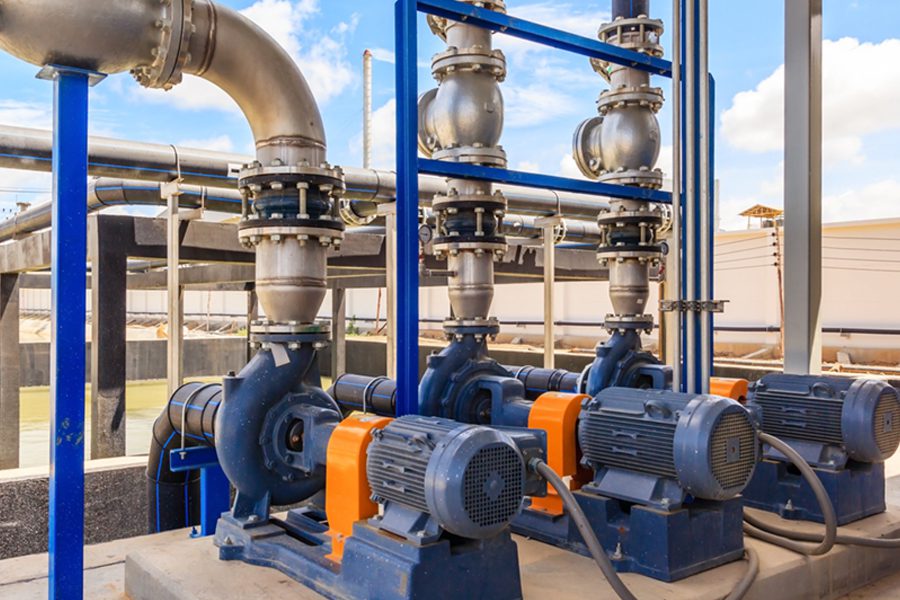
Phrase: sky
[{"left": 0, "top": 0, "right": 898, "bottom": 230}]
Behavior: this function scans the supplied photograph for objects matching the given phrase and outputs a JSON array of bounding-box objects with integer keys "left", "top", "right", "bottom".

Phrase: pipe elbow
[
  {"left": 0, "top": 0, "right": 327, "bottom": 166},
  {"left": 185, "top": 0, "right": 327, "bottom": 166}
]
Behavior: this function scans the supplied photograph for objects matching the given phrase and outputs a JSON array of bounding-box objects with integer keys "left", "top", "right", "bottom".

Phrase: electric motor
[
  {"left": 366, "top": 415, "right": 544, "bottom": 540},
  {"left": 578, "top": 388, "right": 759, "bottom": 503},
  {"left": 748, "top": 374, "right": 900, "bottom": 464}
]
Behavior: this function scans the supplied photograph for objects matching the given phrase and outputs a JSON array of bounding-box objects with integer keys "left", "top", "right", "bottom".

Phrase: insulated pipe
[
  {"left": 147, "top": 382, "right": 221, "bottom": 533},
  {"left": 0, "top": 125, "right": 608, "bottom": 219},
  {"left": 329, "top": 374, "right": 396, "bottom": 416},
  {"left": 0, "top": 178, "right": 598, "bottom": 245}
]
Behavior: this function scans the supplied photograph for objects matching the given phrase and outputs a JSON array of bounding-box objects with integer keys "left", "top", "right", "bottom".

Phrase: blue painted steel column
[
  {"left": 42, "top": 65, "right": 102, "bottom": 600},
  {"left": 707, "top": 75, "right": 716, "bottom": 385},
  {"left": 395, "top": 0, "right": 420, "bottom": 416}
]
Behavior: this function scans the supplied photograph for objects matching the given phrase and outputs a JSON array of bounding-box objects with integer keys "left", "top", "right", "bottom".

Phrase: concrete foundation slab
[{"left": 123, "top": 507, "right": 900, "bottom": 600}]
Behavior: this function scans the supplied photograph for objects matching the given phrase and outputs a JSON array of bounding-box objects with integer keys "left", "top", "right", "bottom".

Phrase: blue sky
[{"left": 0, "top": 0, "right": 898, "bottom": 229}]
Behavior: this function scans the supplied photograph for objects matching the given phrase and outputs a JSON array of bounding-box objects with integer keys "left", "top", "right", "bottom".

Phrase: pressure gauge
[{"left": 418, "top": 224, "right": 434, "bottom": 245}]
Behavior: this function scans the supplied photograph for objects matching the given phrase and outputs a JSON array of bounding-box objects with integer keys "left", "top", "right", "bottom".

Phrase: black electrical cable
[
  {"left": 531, "top": 459, "right": 759, "bottom": 600},
  {"left": 743, "top": 433, "right": 837, "bottom": 556},
  {"left": 723, "top": 548, "right": 759, "bottom": 600},
  {"left": 530, "top": 458, "right": 637, "bottom": 600},
  {"left": 743, "top": 509, "right": 900, "bottom": 548}
]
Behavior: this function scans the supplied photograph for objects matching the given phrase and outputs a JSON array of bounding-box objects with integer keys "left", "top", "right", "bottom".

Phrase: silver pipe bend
[{"left": 0, "top": 0, "right": 327, "bottom": 166}]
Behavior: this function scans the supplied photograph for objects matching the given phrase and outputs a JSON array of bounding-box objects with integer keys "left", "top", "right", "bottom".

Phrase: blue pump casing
[
  {"left": 419, "top": 336, "right": 533, "bottom": 427},
  {"left": 513, "top": 387, "right": 759, "bottom": 581},
  {"left": 743, "top": 373, "right": 900, "bottom": 524}
]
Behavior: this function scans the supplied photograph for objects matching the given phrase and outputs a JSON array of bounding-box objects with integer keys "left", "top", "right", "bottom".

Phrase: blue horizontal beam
[
  {"left": 418, "top": 158, "right": 672, "bottom": 204},
  {"left": 169, "top": 446, "right": 220, "bottom": 472},
  {"left": 418, "top": 0, "right": 672, "bottom": 77}
]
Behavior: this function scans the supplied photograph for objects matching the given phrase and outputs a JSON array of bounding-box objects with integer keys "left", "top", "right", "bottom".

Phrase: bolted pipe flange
[
  {"left": 434, "top": 240, "right": 508, "bottom": 254},
  {"left": 131, "top": 0, "right": 195, "bottom": 91},
  {"left": 597, "top": 86, "right": 665, "bottom": 114},
  {"left": 238, "top": 163, "right": 345, "bottom": 196},
  {"left": 432, "top": 145, "right": 508, "bottom": 167},
  {"left": 604, "top": 314, "right": 655, "bottom": 333},
  {"left": 427, "top": 0, "right": 507, "bottom": 41},
  {"left": 443, "top": 318, "right": 501, "bottom": 337},
  {"left": 249, "top": 320, "right": 331, "bottom": 346},
  {"left": 432, "top": 191, "right": 507, "bottom": 212},
  {"left": 590, "top": 16, "right": 664, "bottom": 83},
  {"left": 597, "top": 168, "right": 664, "bottom": 189},
  {"left": 432, "top": 47, "right": 507, "bottom": 82},
  {"left": 597, "top": 16, "right": 664, "bottom": 55}
]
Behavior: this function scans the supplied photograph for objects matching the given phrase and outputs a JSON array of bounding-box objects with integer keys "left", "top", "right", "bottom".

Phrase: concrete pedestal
[{"left": 125, "top": 506, "right": 900, "bottom": 600}]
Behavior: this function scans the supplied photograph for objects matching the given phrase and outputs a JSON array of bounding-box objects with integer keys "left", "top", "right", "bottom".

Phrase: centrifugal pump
[
  {"left": 510, "top": 0, "right": 670, "bottom": 402},
  {"left": 213, "top": 414, "right": 547, "bottom": 600},
  {"left": 513, "top": 387, "right": 760, "bottom": 582},
  {"left": 743, "top": 373, "right": 900, "bottom": 524},
  {"left": 417, "top": 0, "right": 525, "bottom": 420}
]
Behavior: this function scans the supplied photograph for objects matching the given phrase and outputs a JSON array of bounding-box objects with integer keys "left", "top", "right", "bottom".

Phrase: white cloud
[
  {"left": 559, "top": 153, "right": 588, "bottom": 179},
  {"left": 517, "top": 161, "right": 540, "bottom": 172},
  {"left": 501, "top": 3, "right": 609, "bottom": 62},
  {"left": 722, "top": 38, "right": 900, "bottom": 165},
  {"left": 349, "top": 99, "right": 397, "bottom": 170},
  {"left": 0, "top": 100, "right": 52, "bottom": 130},
  {"left": 823, "top": 179, "right": 900, "bottom": 223},
  {"left": 0, "top": 169, "right": 52, "bottom": 217},
  {"left": 655, "top": 145, "right": 673, "bottom": 173},
  {"left": 177, "top": 135, "right": 235, "bottom": 153},
  {"left": 369, "top": 48, "right": 396, "bottom": 64},
  {"left": 505, "top": 83, "right": 580, "bottom": 128},
  {"left": 137, "top": 0, "right": 356, "bottom": 112}
]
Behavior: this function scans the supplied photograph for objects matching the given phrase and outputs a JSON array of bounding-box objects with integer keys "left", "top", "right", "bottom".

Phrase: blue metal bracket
[
  {"left": 169, "top": 447, "right": 231, "bottom": 537},
  {"left": 419, "top": 159, "right": 672, "bottom": 204},
  {"left": 41, "top": 63, "right": 105, "bottom": 600},
  {"left": 169, "top": 446, "right": 220, "bottom": 471}
]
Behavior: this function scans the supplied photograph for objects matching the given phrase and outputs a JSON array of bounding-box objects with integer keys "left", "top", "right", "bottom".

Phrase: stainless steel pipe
[
  {"left": 0, "top": 0, "right": 332, "bottom": 326},
  {"left": 0, "top": 125, "right": 608, "bottom": 220},
  {"left": 0, "top": 178, "right": 604, "bottom": 245}
]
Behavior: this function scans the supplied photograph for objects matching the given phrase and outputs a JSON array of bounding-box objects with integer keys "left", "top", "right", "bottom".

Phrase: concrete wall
[
  {"left": 18, "top": 337, "right": 248, "bottom": 387},
  {"left": 0, "top": 457, "right": 148, "bottom": 560}
]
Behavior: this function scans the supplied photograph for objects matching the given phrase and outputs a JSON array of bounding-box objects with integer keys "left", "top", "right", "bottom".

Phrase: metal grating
[
  {"left": 753, "top": 391, "right": 843, "bottom": 445},
  {"left": 709, "top": 410, "right": 757, "bottom": 491},
  {"left": 463, "top": 444, "right": 523, "bottom": 529},
  {"left": 874, "top": 389, "right": 900, "bottom": 457},
  {"left": 580, "top": 413, "right": 678, "bottom": 477},
  {"left": 367, "top": 440, "right": 430, "bottom": 513}
]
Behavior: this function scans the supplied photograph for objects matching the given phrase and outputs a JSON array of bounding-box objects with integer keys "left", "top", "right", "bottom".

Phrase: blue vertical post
[
  {"left": 395, "top": 0, "right": 420, "bottom": 416},
  {"left": 677, "top": 0, "right": 688, "bottom": 392},
  {"left": 199, "top": 466, "right": 231, "bottom": 536},
  {"left": 39, "top": 64, "right": 104, "bottom": 600},
  {"left": 707, "top": 75, "right": 716, "bottom": 383}
]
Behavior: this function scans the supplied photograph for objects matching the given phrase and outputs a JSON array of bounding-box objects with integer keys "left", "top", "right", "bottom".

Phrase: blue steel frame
[
  {"left": 36, "top": 64, "right": 105, "bottom": 600},
  {"left": 169, "top": 446, "right": 231, "bottom": 537},
  {"left": 395, "top": 0, "right": 714, "bottom": 404}
]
